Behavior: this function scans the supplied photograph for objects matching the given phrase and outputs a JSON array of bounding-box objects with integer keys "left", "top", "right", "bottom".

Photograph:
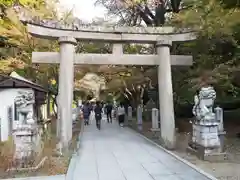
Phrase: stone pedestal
[
  {"left": 188, "top": 122, "right": 227, "bottom": 161},
  {"left": 215, "top": 107, "right": 226, "bottom": 152},
  {"left": 151, "top": 108, "right": 160, "bottom": 138},
  {"left": 137, "top": 105, "right": 142, "bottom": 131},
  {"left": 127, "top": 106, "right": 132, "bottom": 124},
  {"left": 192, "top": 123, "right": 220, "bottom": 148},
  {"left": 124, "top": 114, "right": 128, "bottom": 126},
  {"left": 151, "top": 108, "right": 159, "bottom": 130},
  {"left": 13, "top": 124, "right": 42, "bottom": 168}
]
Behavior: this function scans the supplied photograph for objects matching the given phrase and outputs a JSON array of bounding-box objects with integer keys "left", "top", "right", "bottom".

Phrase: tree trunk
[
  {"left": 47, "top": 93, "right": 51, "bottom": 117},
  {"left": 52, "top": 95, "right": 57, "bottom": 117}
]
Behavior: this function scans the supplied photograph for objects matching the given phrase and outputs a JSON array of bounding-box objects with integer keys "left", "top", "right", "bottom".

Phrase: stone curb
[
  {"left": 0, "top": 175, "right": 65, "bottom": 180},
  {"left": 127, "top": 127, "right": 218, "bottom": 180},
  {"left": 65, "top": 119, "right": 85, "bottom": 180}
]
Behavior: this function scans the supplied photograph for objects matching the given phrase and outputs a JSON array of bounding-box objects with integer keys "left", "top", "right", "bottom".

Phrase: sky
[{"left": 59, "top": 0, "right": 107, "bottom": 22}]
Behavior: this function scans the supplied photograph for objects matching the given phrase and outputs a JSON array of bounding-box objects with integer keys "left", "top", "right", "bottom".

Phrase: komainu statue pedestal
[{"left": 187, "top": 86, "right": 227, "bottom": 161}]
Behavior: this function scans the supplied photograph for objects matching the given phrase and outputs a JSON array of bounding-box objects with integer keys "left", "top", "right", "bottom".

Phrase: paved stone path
[{"left": 71, "top": 120, "right": 213, "bottom": 180}]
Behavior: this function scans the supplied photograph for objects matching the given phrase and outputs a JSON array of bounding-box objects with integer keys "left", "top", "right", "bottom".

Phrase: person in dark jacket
[
  {"left": 82, "top": 102, "right": 91, "bottom": 126},
  {"left": 105, "top": 102, "right": 113, "bottom": 123},
  {"left": 94, "top": 101, "right": 102, "bottom": 130}
]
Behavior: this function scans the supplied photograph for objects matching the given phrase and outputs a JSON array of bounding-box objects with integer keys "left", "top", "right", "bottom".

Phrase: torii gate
[{"left": 22, "top": 20, "right": 196, "bottom": 149}]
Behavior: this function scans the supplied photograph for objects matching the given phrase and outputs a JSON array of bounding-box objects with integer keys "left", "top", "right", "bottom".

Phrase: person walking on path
[
  {"left": 82, "top": 102, "right": 91, "bottom": 126},
  {"left": 117, "top": 102, "right": 125, "bottom": 127},
  {"left": 105, "top": 102, "right": 113, "bottom": 123},
  {"left": 94, "top": 101, "right": 102, "bottom": 130}
]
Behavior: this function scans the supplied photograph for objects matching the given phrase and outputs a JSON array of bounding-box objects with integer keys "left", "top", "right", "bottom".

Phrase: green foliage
[
  {"left": 220, "top": 0, "right": 240, "bottom": 8},
  {"left": 173, "top": 0, "right": 239, "bottom": 36},
  {"left": 106, "top": 93, "right": 114, "bottom": 102},
  {"left": 171, "top": 0, "right": 240, "bottom": 102}
]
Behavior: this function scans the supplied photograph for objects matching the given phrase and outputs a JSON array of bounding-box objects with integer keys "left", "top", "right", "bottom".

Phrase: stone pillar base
[
  {"left": 187, "top": 143, "right": 227, "bottom": 162},
  {"left": 150, "top": 128, "right": 160, "bottom": 131},
  {"left": 150, "top": 128, "right": 160, "bottom": 139},
  {"left": 137, "top": 124, "right": 143, "bottom": 131},
  {"left": 219, "top": 131, "right": 226, "bottom": 152},
  {"left": 124, "top": 114, "right": 128, "bottom": 126}
]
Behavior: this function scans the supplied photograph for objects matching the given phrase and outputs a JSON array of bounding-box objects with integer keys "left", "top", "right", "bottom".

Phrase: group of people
[{"left": 80, "top": 101, "right": 126, "bottom": 130}]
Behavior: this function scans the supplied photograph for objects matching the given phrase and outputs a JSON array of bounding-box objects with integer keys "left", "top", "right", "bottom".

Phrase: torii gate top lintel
[{"left": 21, "top": 19, "right": 196, "bottom": 43}]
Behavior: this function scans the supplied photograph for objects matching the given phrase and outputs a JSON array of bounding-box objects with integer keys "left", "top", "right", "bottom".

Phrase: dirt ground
[{"left": 130, "top": 118, "right": 240, "bottom": 180}]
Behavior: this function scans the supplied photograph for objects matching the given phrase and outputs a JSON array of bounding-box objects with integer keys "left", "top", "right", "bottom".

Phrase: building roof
[{"left": 0, "top": 71, "right": 47, "bottom": 92}]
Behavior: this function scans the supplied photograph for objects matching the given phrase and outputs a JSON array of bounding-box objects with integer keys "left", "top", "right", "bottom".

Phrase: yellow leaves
[
  {"left": 0, "top": 57, "right": 25, "bottom": 74},
  {"left": 19, "top": 0, "right": 37, "bottom": 6},
  {"left": 0, "top": 0, "right": 13, "bottom": 7},
  {"left": 0, "top": 0, "right": 44, "bottom": 8},
  {"left": 50, "top": 79, "right": 56, "bottom": 85},
  {"left": 0, "top": 7, "right": 30, "bottom": 47},
  {"left": 118, "top": 0, "right": 152, "bottom": 8},
  {"left": 125, "top": 0, "right": 141, "bottom": 6}
]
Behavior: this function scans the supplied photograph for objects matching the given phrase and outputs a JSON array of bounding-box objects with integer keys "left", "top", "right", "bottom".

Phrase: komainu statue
[
  {"left": 192, "top": 86, "right": 216, "bottom": 124},
  {"left": 14, "top": 90, "right": 35, "bottom": 124},
  {"left": 12, "top": 91, "right": 42, "bottom": 167},
  {"left": 15, "top": 91, "right": 35, "bottom": 107},
  {"left": 188, "top": 86, "right": 226, "bottom": 161}
]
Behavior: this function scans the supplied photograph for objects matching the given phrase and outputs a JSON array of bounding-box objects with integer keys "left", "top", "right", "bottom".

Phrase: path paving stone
[{"left": 72, "top": 120, "right": 214, "bottom": 180}]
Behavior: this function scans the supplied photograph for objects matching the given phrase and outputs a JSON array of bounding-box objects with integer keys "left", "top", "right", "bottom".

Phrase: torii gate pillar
[
  {"left": 58, "top": 37, "right": 77, "bottom": 147},
  {"left": 156, "top": 40, "right": 176, "bottom": 149}
]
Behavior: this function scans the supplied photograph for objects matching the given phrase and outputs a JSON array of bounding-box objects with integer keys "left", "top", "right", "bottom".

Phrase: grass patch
[
  {"left": 35, "top": 116, "right": 82, "bottom": 176},
  {"left": 0, "top": 137, "right": 15, "bottom": 174}
]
